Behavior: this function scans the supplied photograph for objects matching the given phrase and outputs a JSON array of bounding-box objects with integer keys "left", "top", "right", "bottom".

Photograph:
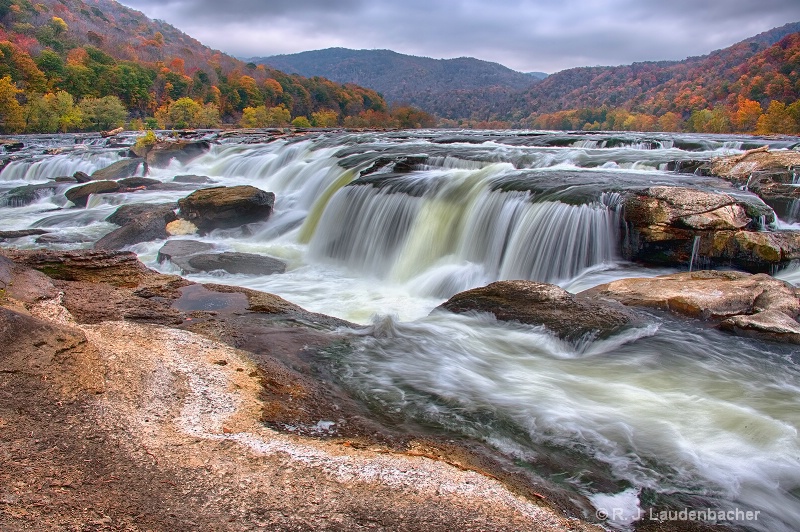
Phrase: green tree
[
  {"left": 193, "top": 103, "right": 220, "bottom": 128},
  {"left": 35, "top": 49, "right": 65, "bottom": 90},
  {"left": 311, "top": 109, "right": 338, "bottom": 127},
  {"left": 79, "top": 95, "right": 127, "bottom": 131},
  {"left": 291, "top": 116, "right": 311, "bottom": 128},
  {"left": 165, "top": 97, "right": 201, "bottom": 128}
]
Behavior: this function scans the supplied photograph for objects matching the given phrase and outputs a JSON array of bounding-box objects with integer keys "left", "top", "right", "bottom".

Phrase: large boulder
[
  {"left": 177, "top": 185, "right": 275, "bottom": 234},
  {"left": 621, "top": 186, "right": 798, "bottom": 272},
  {"left": 90, "top": 158, "right": 147, "bottom": 181},
  {"left": 186, "top": 252, "right": 286, "bottom": 276},
  {"left": 94, "top": 203, "right": 178, "bottom": 250},
  {"left": 146, "top": 140, "right": 211, "bottom": 168},
  {"left": 65, "top": 180, "right": 121, "bottom": 207},
  {"left": 582, "top": 270, "right": 800, "bottom": 343},
  {"left": 436, "top": 280, "right": 638, "bottom": 342}
]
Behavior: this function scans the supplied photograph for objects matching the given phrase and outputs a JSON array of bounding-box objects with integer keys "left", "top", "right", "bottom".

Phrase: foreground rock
[
  {"left": 622, "top": 186, "right": 800, "bottom": 272},
  {"left": 582, "top": 270, "right": 800, "bottom": 343},
  {"left": 437, "top": 280, "right": 638, "bottom": 342},
  {"left": 94, "top": 203, "right": 178, "bottom": 250},
  {"left": 0, "top": 248, "right": 596, "bottom": 532},
  {"left": 177, "top": 185, "right": 275, "bottom": 234}
]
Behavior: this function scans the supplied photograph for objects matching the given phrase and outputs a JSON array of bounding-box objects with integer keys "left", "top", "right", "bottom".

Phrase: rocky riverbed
[{"left": 2, "top": 129, "right": 800, "bottom": 531}]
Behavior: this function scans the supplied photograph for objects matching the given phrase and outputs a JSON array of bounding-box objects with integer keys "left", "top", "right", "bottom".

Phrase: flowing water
[{"left": 2, "top": 129, "right": 800, "bottom": 530}]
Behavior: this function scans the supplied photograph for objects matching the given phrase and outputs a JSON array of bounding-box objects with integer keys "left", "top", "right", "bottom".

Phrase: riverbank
[{"left": 0, "top": 248, "right": 603, "bottom": 531}]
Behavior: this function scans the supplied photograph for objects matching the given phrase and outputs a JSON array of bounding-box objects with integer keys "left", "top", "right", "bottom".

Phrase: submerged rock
[
  {"left": 172, "top": 174, "right": 216, "bottom": 184},
  {"left": 187, "top": 252, "right": 286, "bottom": 276},
  {"left": 94, "top": 204, "right": 178, "bottom": 250},
  {"left": 436, "top": 280, "right": 638, "bottom": 342},
  {"left": 91, "top": 158, "right": 147, "bottom": 181},
  {"left": 582, "top": 270, "right": 800, "bottom": 343},
  {"left": 156, "top": 239, "right": 216, "bottom": 272},
  {"left": 0, "top": 229, "right": 49, "bottom": 240},
  {"left": 146, "top": 140, "right": 211, "bottom": 168},
  {"left": 177, "top": 185, "right": 275, "bottom": 234},
  {"left": 65, "top": 180, "right": 121, "bottom": 208},
  {"left": 2, "top": 183, "right": 60, "bottom": 207}
]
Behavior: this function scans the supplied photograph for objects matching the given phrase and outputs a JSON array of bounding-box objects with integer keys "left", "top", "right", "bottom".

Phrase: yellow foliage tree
[{"left": 0, "top": 75, "right": 24, "bottom": 133}]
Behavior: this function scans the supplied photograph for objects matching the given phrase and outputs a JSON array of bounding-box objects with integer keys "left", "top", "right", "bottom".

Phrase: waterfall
[
  {"left": 306, "top": 168, "right": 622, "bottom": 295},
  {"left": 689, "top": 235, "right": 701, "bottom": 272}
]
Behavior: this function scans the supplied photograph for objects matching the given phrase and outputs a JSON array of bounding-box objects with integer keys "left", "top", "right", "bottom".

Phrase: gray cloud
[{"left": 121, "top": 0, "right": 800, "bottom": 73}]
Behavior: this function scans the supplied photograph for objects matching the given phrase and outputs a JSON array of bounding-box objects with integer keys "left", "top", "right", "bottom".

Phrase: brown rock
[
  {"left": 146, "top": 140, "right": 211, "bottom": 168},
  {"left": 90, "top": 158, "right": 147, "bottom": 181},
  {"left": 720, "top": 310, "right": 800, "bottom": 344},
  {"left": 65, "top": 180, "right": 121, "bottom": 208},
  {"left": 0, "top": 249, "right": 153, "bottom": 288},
  {"left": 94, "top": 204, "right": 178, "bottom": 250},
  {"left": 0, "top": 255, "right": 59, "bottom": 304},
  {"left": 582, "top": 270, "right": 800, "bottom": 343},
  {"left": 436, "top": 280, "right": 638, "bottom": 342},
  {"left": 177, "top": 185, "right": 275, "bottom": 234},
  {"left": 0, "top": 306, "right": 104, "bottom": 397}
]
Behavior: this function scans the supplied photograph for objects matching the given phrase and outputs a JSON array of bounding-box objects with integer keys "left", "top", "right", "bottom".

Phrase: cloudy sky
[{"left": 121, "top": 0, "right": 800, "bottom": 73}]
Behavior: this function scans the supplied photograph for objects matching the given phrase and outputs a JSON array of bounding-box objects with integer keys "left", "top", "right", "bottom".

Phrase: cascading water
[{"left": 2, "top": 129, "right": 800, "bottom": 531}]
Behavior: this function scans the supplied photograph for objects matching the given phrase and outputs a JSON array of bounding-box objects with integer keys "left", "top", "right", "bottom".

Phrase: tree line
[{"left": 0, "top": 1, "right": 435, "bottom": 133}]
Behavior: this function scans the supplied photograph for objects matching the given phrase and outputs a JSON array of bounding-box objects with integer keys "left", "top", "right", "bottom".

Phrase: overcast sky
[{"left": 120, "top": 0, "right": 800, "bottom": 73}]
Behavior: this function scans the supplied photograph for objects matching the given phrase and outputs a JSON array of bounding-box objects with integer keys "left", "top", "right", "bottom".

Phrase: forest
[{"left": 0, "top": 0, "right": 434, "bottom": 133}]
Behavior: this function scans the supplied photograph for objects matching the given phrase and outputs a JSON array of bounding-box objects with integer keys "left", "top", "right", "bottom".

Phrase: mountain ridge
[{"left": 249, "top": 47, "right": 541, "bottom": 115}]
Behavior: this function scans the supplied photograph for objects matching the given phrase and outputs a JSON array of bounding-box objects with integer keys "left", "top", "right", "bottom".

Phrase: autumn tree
[
  {"left": 311, "top": 109, "right": 338, "bottom": 127},
  {"left": 756, "top": 101, "right": 797, "bottom": 134},
  {"left": 0, "top": 75, "right": 24, "bottom": 133},
  {"left": 732, "top": 96, "right": 762, "bottom": 132}
]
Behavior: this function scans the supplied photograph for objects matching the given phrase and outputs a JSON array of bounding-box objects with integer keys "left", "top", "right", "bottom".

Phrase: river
[{"left": 2, "top": 129, "right": 800, "bottom": 531}]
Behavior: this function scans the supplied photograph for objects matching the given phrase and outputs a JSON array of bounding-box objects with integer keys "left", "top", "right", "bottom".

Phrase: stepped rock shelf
[{"left": 2, "top": 129, "right": 800, "bottom": 532}]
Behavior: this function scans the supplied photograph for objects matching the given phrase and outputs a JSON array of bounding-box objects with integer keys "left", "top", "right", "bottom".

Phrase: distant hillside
[
  {"left": 0, "top": 0, "right": 394, "bottom": 132},
  {"left": 511, "top": 21, "right": 800, "bottom": 119},
  {"left": 250, "top": 48, "right": 540, "bottom": 118}
]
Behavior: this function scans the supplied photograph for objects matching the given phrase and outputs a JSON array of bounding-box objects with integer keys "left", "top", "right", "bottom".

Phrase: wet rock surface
[
  {"left": 710, "top": 147, "right": 800, "bottom": 221},
  {"left": 94, "top": 203, "right": 178, "bottom": 250},
  {"left": 65, "top": 180, "right": 121, "bottom": 207},
  {"left": 582, "top": 270, "right": 800, "bottom": 343},
  {"left": 0, "top": 248, "right": 596, "bottom": 532},
  {"left": 2, "top": 183, "right": 60, "bottom": 207},
  {"left": 177, "top": 185, "right": 275, "bottom": 234},
  {"left": 620, "top": 185, "right": 800, "bottom": 272},
  {"left": 157, "top": 239, "right": 216, "bottom": 272},
  {"left": 146, "top": 140, "right": 211, "bottom": 168},
  {"left": 437, "top": 280, "right": 639, "bottom": 342},
  {"left": 90, "top": 158, "right": 147, "bottom": 181},
  {"left": 186, "top": 251, "right": 287, "bottom": 275}
]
